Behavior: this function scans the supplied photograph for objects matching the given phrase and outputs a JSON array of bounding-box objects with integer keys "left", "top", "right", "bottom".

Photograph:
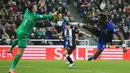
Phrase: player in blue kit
[{"left": 71, "top": 13, "right": 127, "bottom": 61}]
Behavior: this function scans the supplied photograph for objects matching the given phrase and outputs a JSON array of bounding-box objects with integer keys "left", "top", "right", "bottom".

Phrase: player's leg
[
  {"left": 63, "top": 48, "right": 73, "bottom": 64},
  {"left": 93, "top": 49, "right": 102, "bottom": 60},
  {"left": 82, "top": 25, "right": 101, "bottom": 37},
  {"left": 66, "top": 54, "right": 74, "bottom": 64},
  {"left": 9, "top": 37, "right": 28, "bottom": 73},
  {"left": 67, "top": 46, "right": 76, "bottom": 68},
  {"left": 9, "top": 48, "right": 25, "bottom": 73},
  {"left": 70, "top": 23, "right": 100, "bottom": 37},
  {"left": 88, "top": 41, "right": 105, "bottom": 61},
  {"left": 8, "top": 39, "right": 18, "bottom": 53}
]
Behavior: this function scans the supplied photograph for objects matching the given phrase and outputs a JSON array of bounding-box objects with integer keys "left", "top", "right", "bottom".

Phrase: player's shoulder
[
  {"left": 107, "top": 21, "right": 113, "bottom": 25},
  {"left": 107, "top": 21, "right": 114, "bottom": 28}
]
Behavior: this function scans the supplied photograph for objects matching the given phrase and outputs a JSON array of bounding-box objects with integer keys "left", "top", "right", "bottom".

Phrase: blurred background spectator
[
  {"left": 0, "top": 0, "right": 129, "bottom": 45},
  {"left": 0, "top": 0, "right": 72, "bottom": 45},
  {"left": 72, "top": 0, "right": 130, "bottom": 40}
]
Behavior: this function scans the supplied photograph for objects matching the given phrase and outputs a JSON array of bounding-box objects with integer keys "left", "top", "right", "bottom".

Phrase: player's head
[
  {"left": 98, "top": 13, "right": 107, "bottom": 25},
  {"left": 28, "top": 3, "right": 38, "bottom": 13},
  {"left": 66, "top": 23, "right": 70, "bottom": 30}
]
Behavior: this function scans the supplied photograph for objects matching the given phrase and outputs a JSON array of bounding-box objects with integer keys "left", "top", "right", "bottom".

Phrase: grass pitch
[{"left": 0, "top": 60, "right": 130, "bottom": 73}]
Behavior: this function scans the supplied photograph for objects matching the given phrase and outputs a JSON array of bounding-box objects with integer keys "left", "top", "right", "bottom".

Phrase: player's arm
[
  {"left": 74, "top": 29, "right": 79, "bottom": 41},
  {"left": 113, "top": 28, "right": 125, "bottom": 44},
  {"left": 63, "top": 17, "right": 69, "bottom": 24},
  {"left": 36, "top": 12, "right": 57, "bottom": 20},
  {"left": 116, "top": 32, "right": 125, "bottom": 44},
  {"left": 57, "top": 32, "right": 63, "bottom": 41},
  {"left": 79, "top": 31, "right": 91, "bottom": 37},
  {"left": 75, "top": 32, "right": 78, "bottom": 41},
  {"left": 113, "top": 28, "right": 127, "bottom": 53}
]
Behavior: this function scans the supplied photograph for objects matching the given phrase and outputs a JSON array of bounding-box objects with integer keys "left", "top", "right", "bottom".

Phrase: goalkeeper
[{"left": 8, "top": 3, "right": 57, "bottom": 73}]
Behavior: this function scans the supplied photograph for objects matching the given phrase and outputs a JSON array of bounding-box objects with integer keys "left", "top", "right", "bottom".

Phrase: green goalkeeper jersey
[{"left": 16, "top": 9, "right": 53, "bottom": 36}]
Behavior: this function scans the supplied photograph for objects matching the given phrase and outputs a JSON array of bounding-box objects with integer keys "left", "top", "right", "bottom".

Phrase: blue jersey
[
  {"left": 97, "top": 21, "right": 119, "bottom": 51},
  {"left": 98, "top": 21, "right": 118, "bottom": 41}
]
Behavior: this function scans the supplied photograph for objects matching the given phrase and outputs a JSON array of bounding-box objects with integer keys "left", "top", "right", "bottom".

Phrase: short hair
[
  {"left": 99, "top": 13, "right": 107, "bottom": 21},
  {"left": 66, "top": 23, "right": 70, "bottom": 26},
  {"left": 27, "top": 3, "right": 35, "bottom": 12}
]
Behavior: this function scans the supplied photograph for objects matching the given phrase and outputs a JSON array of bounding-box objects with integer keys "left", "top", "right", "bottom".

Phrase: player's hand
[
  {"left": 87, "top": 34, "right": 91, "bottom": 37},
  {"left": 76, "top": 37, "right": 78, "bottom": 41},
  {"left": 122, "top": 44, "right": 127, "bottom": 53},
  {"left": 59, "top": 36, "right": 62, "bottom": 41}
]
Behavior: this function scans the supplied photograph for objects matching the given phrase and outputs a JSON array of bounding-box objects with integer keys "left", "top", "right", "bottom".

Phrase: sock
[
  {"left": 67, "top": 56, "right": 73, "bottom": 64},
  {"left": 10, "top": 39, "right": 18, "bottom": 51},
  {"left": 10, "top": 54, "right": 21, "bottom": 70}
]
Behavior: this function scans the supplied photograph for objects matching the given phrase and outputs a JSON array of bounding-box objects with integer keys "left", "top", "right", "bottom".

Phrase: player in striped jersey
[{"left": 57, "top": 21, "right": 91, "bottom": 68}]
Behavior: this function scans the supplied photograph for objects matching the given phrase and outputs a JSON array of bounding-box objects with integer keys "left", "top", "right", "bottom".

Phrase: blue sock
[{"left": 88, "top": 56, "right": 93, "bottom": 61}]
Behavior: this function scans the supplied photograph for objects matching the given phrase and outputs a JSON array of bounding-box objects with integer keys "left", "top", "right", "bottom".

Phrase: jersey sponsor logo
[{"left": 113, "top": 28, "right": 118, "bottom": 33}]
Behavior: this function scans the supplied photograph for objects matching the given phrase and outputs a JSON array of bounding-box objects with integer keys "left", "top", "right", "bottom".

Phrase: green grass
[{"left": 0, "top": 60, "right": 130, "bottom": 73}]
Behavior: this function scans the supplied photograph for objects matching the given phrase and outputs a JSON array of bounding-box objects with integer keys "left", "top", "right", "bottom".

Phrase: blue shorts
[
  {"left": 64, "top": 44, "right": 68, "bottom": 49},
  {"left": 97, "top": 40, "right": 106, "bottom": 51}
]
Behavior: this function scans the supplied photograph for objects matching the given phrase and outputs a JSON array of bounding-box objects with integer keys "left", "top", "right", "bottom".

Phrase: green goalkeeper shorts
[
  {"left": 17, "top": 36, "right": 28, "bottom": 48},
  {"left": 17, "top": 31, "right": 28, "bottom": 48}
]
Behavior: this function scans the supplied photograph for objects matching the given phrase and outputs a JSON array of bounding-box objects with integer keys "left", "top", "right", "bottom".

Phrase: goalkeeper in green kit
[{"left": 8, "top": 3, "right": 57, "bottom": 73}]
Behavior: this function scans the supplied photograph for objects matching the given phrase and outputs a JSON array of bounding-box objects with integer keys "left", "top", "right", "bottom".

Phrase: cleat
[
  {"left": 68, "top": 63, "right": 75, "bottom": 68},
  {"left": 9, "top": 70, "right": 16, "bottom": 73},
  {"left": 88, "top": 56, "right": 93, "bottom": 61},
  {"left": 7, "top": 50, "right": 13, "bottom": 54}
]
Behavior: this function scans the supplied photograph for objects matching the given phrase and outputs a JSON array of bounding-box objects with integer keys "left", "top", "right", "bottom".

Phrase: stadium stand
[
  {"left": 0, "top": 0, "right": 73, "bottom": 45},
  {"left": 71, "top": 0, "right": 130, "bottom": 40},
  {"left": 0, "top": 0, "right": 130, "bottom": 46}
]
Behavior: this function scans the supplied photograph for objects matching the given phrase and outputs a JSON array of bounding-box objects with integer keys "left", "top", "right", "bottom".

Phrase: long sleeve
[{"left": 36, "top": 14, "right": 53, "bottom": 20}]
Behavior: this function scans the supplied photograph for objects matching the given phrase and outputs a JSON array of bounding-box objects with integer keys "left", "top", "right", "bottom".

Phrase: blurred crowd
[
  {"left": 0, "top": 0, "right": 130, "bottom": 45},
  {"left": 0, "top": 0, "right": 71, "bottom": 45},
  {"left": 71, "top": 0, "right": 130, "bottom": 40}
]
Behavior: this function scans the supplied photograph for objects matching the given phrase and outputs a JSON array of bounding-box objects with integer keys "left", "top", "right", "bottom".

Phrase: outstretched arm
[
  {"left": 116, "top": 32, "right": 125, "bottom": 44},
  {"left": 116, "top": 32, "right": 127, "bottom": 53},
  {"left": 79, "top": 31, "right": 91, "bottom": 37},
  {"left": 36, "top": 12, "right": 57, "bottom": 20}
]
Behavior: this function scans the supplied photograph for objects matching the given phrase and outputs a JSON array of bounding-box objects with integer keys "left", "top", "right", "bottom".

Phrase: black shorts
[
  {"left": 82, "top": 25, "right": 101, "bottom": 38},
  {"left": 65, "top": 45, "right": 76, "bottom": 55},
  {"left": 93, "top": 27, "right": 101, "bottom": 38},
  {"left": 93, "top": 27, "right": 113, "bottom": 43}
]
